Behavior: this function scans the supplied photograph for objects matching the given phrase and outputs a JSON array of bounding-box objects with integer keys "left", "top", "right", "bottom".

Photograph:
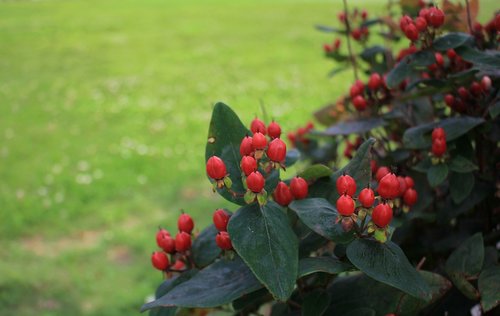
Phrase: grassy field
[{"left": 0, "top": 0, "right": 496, "bottom": 315}]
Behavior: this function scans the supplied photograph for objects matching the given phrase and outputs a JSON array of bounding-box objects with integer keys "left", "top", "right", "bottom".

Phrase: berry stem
[{"left": 465, "top": 0, "right": 473, "bottom": 34}]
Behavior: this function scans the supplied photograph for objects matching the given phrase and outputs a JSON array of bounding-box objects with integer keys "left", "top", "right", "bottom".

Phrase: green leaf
[
  {"left": 314, "top": 24, "right": 347, "bottom": 34},
  {"left": 302, "top": 290, "right": 330, "bottom": 316},
  {"left": 386, "top": 50, "right": 435, "bottom": 89},
  {"left": 448, "top": 155, "right": 478, "bottom": 173},
  {"left": 455, "top": 46, "right": 500, "bottom": 68},
  {"left": 446, "top": 233, "right": 484, "bottom": 277},
  {"left": 298, "top": 257, "right": 353, "bottom": 278},
  {"left": 489, "top": 101, "right": 500, "bottom": 119},
  {"left": 285, "top": 148, "right": 301, "bottom": 168},
  {"left": 432, "top": 32, "right": 473, "bottom": 50},
  {"left": 449, "top": 172, "right": 474, "bottom": 204},
  {"left": 320, "top": 118, "right": 386, "bottom": 136},
  {"left": 346, "top": 239, "right": 431, "bottom": 300},
  {"left": 289, "top": 198, "right": 354, "bottom": 244},
  {"left": 427, "top": 163, "right": 448, "bottom": 187},
  {"left": 448, "top": 273, "right": 479, "bottom": 300},
  {"left": 192, "top": 224, "right": 221, "bottom": 268},
  {"left": 403, "top": 116, "right": 485, "bottom": 149},
  {"left": 479, "top": 266, "right": 500, "bottom": 312},
  {"left": 141, "top": 258, "right": 262, "bottom": 310},
  {"left": 343, "top": 308, "right": 376, "bottom": 316},
  {"left": 439, "top": 180, "right": 494, "bottom": 221},
  {"left": 227, "top": 202, "right": 298, "bottom": 301},
  {"left": 412, "top": 158, "right": 432, "bottom": 173},
  {"left": 232, "top": 288, "right": 270, "bottom": 311},
  {"left": 298, "top": 164, "right": 332, "bottom": 181}
]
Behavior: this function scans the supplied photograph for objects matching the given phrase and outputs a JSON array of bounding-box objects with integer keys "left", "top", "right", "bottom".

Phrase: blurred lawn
[{"left": 0, "top": 0, "right": 496, "bottom": 315}]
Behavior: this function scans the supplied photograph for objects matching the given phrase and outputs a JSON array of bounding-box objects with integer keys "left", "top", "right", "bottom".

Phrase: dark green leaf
[
  {"left": 232, "top": 288, "right": 270, "bottom": 311},
  {"left": 285, "top": 148, "right": 301, "bottom": 168},
  {"left": 412, "top": 158, "right": 432, "bottom": 173},
  {"left": 490, "top": 101, "right": 500, "bottom": 119},
  {"left": 439, "top": 180, "right": 494, "bottom": 221},
  {"left": 427, "top": 163, "right": 448, "bottom": 187},
  {"left": 320, "top": 118, "right": 386, "bottom": 136},
  {"left": 289, "top": 198, "right": 354, "bottom": 244},
  {"left": 315, "top": 24, "right": 346, "bottom": 34},
  {"left": 455, "top": 46, "right": 500, "bottom": 68},
  {"left": 227, "top": 202, "right": 298, "bottom": 301},
  {"left": 448, "top": 155, "right": 478, "bottom": 173},
  {"left": 343, "top": 308, "right": 376, "bottom": 316},
  {"left": 449, "top": 172, "right": 474, "bottom": 204},
  {"left": 360, "top": 45, "right": 388, "bottom": 62},
  {"left": 298, "top": 257, "right": 353, "bottom": 278},
  {"left": 403, "top": 116, "right": 485, "bottom": 149},
  {"left": 141, "top": 258, "right": 262, "bottom": 310},
  {"left": 149, "top": 270, "right": 198, "bottom": 316},
  {"left": 448, "top": 273, "right": 480, "bottom": 300},
  {"left": 432, "top": 32, "right": 473, "bottom": 50},
  {"left": 327, "top": 66, "right": 349, "bottom": 77},
  {"left": 479, "top": 266, "right": 500, "bottom": 312},
  {"left": 298, "top": 164, "right": 332, "bottom": 181},
  {"left": 346, "top": 239, "right": 431, "bottom": 300},
  {"left": 302, "top": 290, "right": 330, "bottom": 316},
  {"left": 446, "top": 232, "right": 484, "bottom": 277},
  {"left": 386, "top": 50, "right": 435, "bottom": 89},
  {"left": 192, "top": 224, "right": 221, "bottom": 268}
]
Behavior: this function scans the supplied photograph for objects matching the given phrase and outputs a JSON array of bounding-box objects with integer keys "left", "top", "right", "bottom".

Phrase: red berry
[
  {"left": 351, "top": 29, "right": 362, "bottom": 40},
  {"left": 240, "top": 155, "right": 257, "bottom": 176},
  {"left": 352, "top": 95, "right": 367, "bottom": 111},
  {"left": 252, "top": 132, "right": 267, "bottom": 150},
  {"left": 403, "top": 188, "right": 418, "bottom": 206},
  {"left": 171, "top": 260, "right": 186, "bottom": 271},
  {"left": 444, "top": 94, "right": 455, "bottom": 107},
  {"left": 251, "top": 118, "right": 266, "bottom": 135},
  {"left": 370, "top": 160, "right": 378, "bottom": 173},
  {"left": 287, "top": 132, "right": 296, "bottom": 145},
  {"left": 240, "top": 136, "right": 253, "bottom": 157},
  {"left": 216, "top": 231, "right": 233, "bottom": 250},
  {"left": 267, "top": 121, "right": 282, "bottom": 139},
  {"left": 273, "top": 181, "right": 294, "bottom": 206},
  {"left": 435, "top": 53, "right": 444, "bottom": 67},
  {"left": 377, "top": 173, "right": 400, "bottom": 199},
  {"left": 470, "top": 82, "right": 483, "bottom": 96},
  {"left": 324, "top": 44, "right": 332, "bottom": 53},
  {"left": 206, "top": 156, "right": 227, "bottom": 180},
  {"left": 246, "top": 171, "right": 265, "bottom": 193},
  {"left": 213, "top": 209, "right": 230, "bottom": 231},
  {"left": 400, "top": 15, "right": 413, "bottom": 32},
  {"left": 359, "top": 188, "right": 375, "bottom": 208},
  {"left": 372, "top": 203, "right": 393, "bottom": 227},
  {"left": 404, "top": 176, "right": 414, "bottom": 189},
  {"left": 349, "top": 80, "right": 365, "bottom": 98},
  {"left": 432, "top": 127, "right": 446, "bottom": 140},
  {"left": 397, "top": 176, "right": 407, "bottom": 197},
  {"left": 361, "top": 10, "right": 368, "bottom": 20},
  {"left": 336, "top": 174, "right": 357, "bottom": 196},
  {"left": 156, "top": 228, "right": 170, "bottom": 248},
  {"left": 267, "top": 138, "right": 287, "bottom": 162},
  {"left": 447, "top": 49, "right": 457, "bottom": 59},
  {"left": 368, "top": 73, "right": 382, "bottom": 90},
  {"left": 178, "top": 213, "right": 194, "bottom": 234},
  {"left": 481, "top": 76, "right": 492, "bottom": 91},
  {"left": 458, "top": 86, "right": 469, "bottom": 100},
  {"left": 337, "top": 194, "right": 355, "bottom": 216},
  {"left": 290, "top": 176, "right": 308, "bottom": 199},
  {"left": 375, "top": 166, "right": 391, "bottom": 182},
  {"left": 151, "top": 251, "right": 169, "bottom": 271},
  {"left": 432, "top": 138, "right": 447, "bottom": 157},
  {"left": 428, "top": 7, "right": 445, "bottom": 28},
  {"left": 419, "top": 8, "right": 429, "bottom": 20},
  {"left": 175, "top": 231, "right": 192, "bottom": 252},
  {"left": 306, "top": 121, "right": 315, "bottom": 130},
  {"left": 159, "top": 235, "right": 175, "bottom": 254},
  {"left": 404, "top": 24, "right": 419, "bottom": 41},
  {"left": 415, "top": 16, "right": 427, "bottom": 32},
  {"left": 333, "top": 38, "right": 341, "bottom": 50},
  {"left": 338, "top": 12, "right": 346, "bottom": 23}
]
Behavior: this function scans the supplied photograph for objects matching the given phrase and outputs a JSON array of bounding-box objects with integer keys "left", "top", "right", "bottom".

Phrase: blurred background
[{"left": 0, "top": 0, "right": 495, "bottom": 315}]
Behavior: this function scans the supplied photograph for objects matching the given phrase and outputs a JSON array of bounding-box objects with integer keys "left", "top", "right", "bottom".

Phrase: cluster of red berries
[
  {"left": 430, "top": 127, "right": 447, "bottom": 159},
  {"left": 287, "top": 121, "right": 314, "bottom": 148},
  {"left": 343, "top": 137, "right": 363, "bottom": 159},
  {"left": 374, "top": 167, "right": 418, "bottom": 210},
  {"left": 349, "top": 73, "right": 390, "bottom": 112},
  {"left": 399, "top": 6, "right": 445, "bottom": 42},
  {"left": 273, "top": 177, "right": 309, "bottom": 207},
  {"left": 151, "top": 213, "right": 194, "bottom": 272},
  {"left": 212, "top": 209, "right": 233, "bottom": 250},
  {"left": 338, "top": 9, "right": 370, "bottom": 42},
  {"left": 444, "top": 76, "right": 491, "bottom": 113},
  {"left": 323, "top": 38, "right": 341, "bottom": 54},
  {"left": 471, "top": 14, "right": 500, "bottom": 45}
]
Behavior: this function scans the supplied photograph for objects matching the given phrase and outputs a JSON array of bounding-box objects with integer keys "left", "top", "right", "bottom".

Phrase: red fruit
[
  {"left": 333, "top": 38, "right": 341, "bottom": 50},
  {"left": 252, "top": 132, "right": 267, "bottom": 150},
  {"left": 213, "top": 209, "right": 230, "bottom": 231},
  {"left": 290, "top": 176, "right": 308, "bottom": 199},
  {"left": 267, "top": 138, "right": 287, "bottom": 162},
  {"left": 156, "top": 228, "right": 170, "bottom": 248},
  {"left": 359, "top": 188, "right": 375, "bottom": 208},
  {"left": 206, "top": 156, "right": 227, "bottom": 180},
  {"left": 151, "top": 251, "right": 169, "bottom": 271},
  {"left": 349, "top": 80, "right": 364, "bottom": 98},
  {"left": 415, "top": 16, "right": 427, "bottom": 32},
  {"left": 473, "top": 22, "right": 483, "bottom": 33},
  {"left": 432, "top": 127, "right": 446, "bottom": 140},
  {"left": 432, "top": 138, "right": 447, "bottom": 157},
  {"left": 370, "top": 160, "right": 378, "bottom": 173},
  {"left": 458, "top": 86, "right": 469, "bottom": 99},
  {"left": 368, "top": 73, "right": 382, "bottom": 90},
  {"left": 428, "top": 7, "right": 445, "bottom": 28},
  {"left": 240, "top": 136, "right": 253, "bottom": 157},
  {"left": 351, "top": 29, "right": 362, "bottom": 41},
  {"left": 175, "top": 231, "right": 192, "bottom": 252},
  {"left": 306, "top": 121, "right": 315, "bottom": 130},
  {"left": 273, "top": 181, "right": 294, "bottom": 206},
  {"left": 419, "top": 8, "right": 429, "bottom": 20},
  {"left": 404, "top": 176, "right": 415, "bottom": 189},
  {"left": 372, "top": 203, "right": 393, "bottom": 227},
  {"left": 400, "top": 15, "right": 413, "bottom": 32},
  {"left": 267, "top": 121, "right": 282, "bottom": 139},
  {"left": 287, "top": 132, "right": 296, "bottom": 145},
  {"left": 324, "top": 44, "right": 332, "bottom": 53},
  {"left": 352, "top": 95, "right": 367, "bottom": 111},
  {"left": 338, "top": 12, "right": 346, "bottom": 23},
  {"left": 435, "top": 53, "right": 444, "bottom": 67},
  {"left": 361, "top": 10, "right": 368, "bottom": 20},
  {"left": 216, "top": 231, "right": 233, "bottom": 250},
  {"left": 159, "top": 235, "right": 176, "bottom": 254},
  {"left": 240, "top": 155, "right": 257, "bottom": 176},
  {"left": 470, "top": 82, "right": 483, "bottom": 96},
  {"left": 495, "top": 14, "right": 500, "bottom": 31},
  {"left": 336, "top": 194, "right": 355, "bottom": 216},
  {"left": 178, "top": 213, "right": 194, "bottom": 234},
  {"left": 377, "top": 173, "right": 400, "bottom": 199},
  {"left": 403, "top": 188, "right": 418, "bottom": 206},
  {"left": 481, "top": 76, "right": 492, "bottom": 91},
  {"left": 404, "top": 24, "right": 419, "bottom": 41},
  {"left": 397, "top": 176, "right": 407, "bottom": 197},
  {"left": 246, "top": 171, "right": 265, "bottom": 193},
  {"left": 171, "top": 260, "right": 186, "bottom": 271},
  {"left": 375, "top": 166, "right": 391, "bottom": 182},
  {"left": 251, "top": 118, "right": 266, "bottom": 135},
  {"left": 447, "top": 49, "right": 457, "bottom": 59},
  {"left": 444, "top": 94, "right": 455, "bottom": 107},
  {"left": 336, "top": 174, "right": 357, "bottom": 196}
]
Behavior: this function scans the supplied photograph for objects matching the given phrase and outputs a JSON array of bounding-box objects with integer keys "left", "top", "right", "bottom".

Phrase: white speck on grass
[
  {"left": 77, "top": 160, "right": 90, "bottom": 172},
  {"left": 76, "top": 174, "right": 92, "bottom": 185},
  {"left": 137, "top": 175, "right": 147, "bottom": 185}
]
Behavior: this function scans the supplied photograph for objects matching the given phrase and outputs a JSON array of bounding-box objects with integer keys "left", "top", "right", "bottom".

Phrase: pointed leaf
[
  {"left": 298, "top": 257, "right": 353, "bottom": 278},
  {"left": 445, "top": 233, "right": 484, "bottom": 277},
  {"left": 346, "top": 239, "right": 431, "bottom": 300},
  {"left": 298, "top": 164, "right": 332, "bottom": 181},
  {"left": 432, "top": 32, "right": 473, "bottom": 50},
  {"left": 479, "top": 266, "right": 500, "bottom": 312},
  {"left": 448, "top": 155, "right": 478, "bottom": 173},
  {"left": 227, "top": 202, "right": 298, "bottom": 301},
  {"left": 386, "top": 50, "right": 435, "bottom": 89},
  {"left": 427, "top": 163, "right": 448, "bottom": 187},
  {"left": 192, "top": 224, "right": 221, "bottom": 268},
  {"left": 449, "top": 172, "right": 474, "bottom": 204}
]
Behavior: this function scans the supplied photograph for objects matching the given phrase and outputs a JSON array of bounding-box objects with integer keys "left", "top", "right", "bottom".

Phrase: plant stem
[
  {"left": 465, "top": 0, "right": 473, "bottom": 34},
  {"left": 342, "top": 0, "right": 359, "bottom": 80}
]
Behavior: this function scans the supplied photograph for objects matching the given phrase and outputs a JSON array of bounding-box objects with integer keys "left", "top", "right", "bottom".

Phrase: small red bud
[
  {"left": 240, "top": 155, "right": 257, "bottom": 176},
  {"left": 403, "top": 188, "right": 418, "bottom": 206},
  {"left": 481, "top": 76, "right": 492, "bottom": 91},
  {"left": 151, "top": 251, "right": 169, "bottom": 271},
  {"left": 368, "top": 73, "right": 382, "bottom": 90},
  {"left": 352, "top": 95, "right": 367, "bottom": 111},
  {"left": 246, "top": 171, "right": 265, "bottom": 193},
  {"left": 267, "top": 121, "right": 282, "bottom": 139},
  {"left": 428, "top": 7, "right": 445, "bottom": 28},
  {"left": 273, "top": 181, "right": 294, "bottom": 206},
  {"left": 156, "top": 228, "right": 170, "bottom": 248},
  {"left": 400, "top": 15, "right": 413, "bottom": 32},
  {"left": 252, "top": 132, "right": 267, "bottom": 150},
  {"left": 159, "top": 235, "right": 176, "bottom": 254},
  {"left": 372, "top": 203, "right": 393, "bottom": 227},
  {"left": 206, "top": 156, "right": 227, "bottom": 180},
  {"left": 377, "top": 173, "right": 400, "bottom": 199},
  {"left": 240, "top": 136, "right": 253, "bottom": 157},
  {"left": 415, "top": 16, "right": 427, "bottom": 32},
  {"left": 216, "top": 231, "right": 233, "bottom": 250},
  {"left": 404, "top": 176, "right": 414, "bottom": 189},
  {"left": 432, "top": 127, "right": 446, "bottom": 140},
  {"left": 178, "top": 213, "right": 194, "bottom": 234},
  {"left": 359, "top": 188, "right": 375, "bottom": 208},
  {"left": 375, "top": 166, "right": 391, "bottom": 182},
  {"left": 444, "top": 94, "right": 455, "bottom": 107},
  {"left": 267, "top": 138, "right": 287, "bottom": 163},
  {"left": 432, "top": 138, "right": 447, "bottom": 157},
  {"left": 404, "top": 24, "right": 419, "bottom": 41},
  {"left": 337, "top": 194, "right": 355, "bottom": 216},
  {"left": 290, "top": 176, "right": 308, "bottom": 200},
  {"left": 250, "top": 118, "right": 266, "bottom": 135},
  {"left": 336, "top": 174, "right": 357, "bottom": 196},
  {"left": 175, "top": 232, "right": 192, "bottom": 252},
  {"left": 213, "top": 209, "right": 230, "bottom": 232}
]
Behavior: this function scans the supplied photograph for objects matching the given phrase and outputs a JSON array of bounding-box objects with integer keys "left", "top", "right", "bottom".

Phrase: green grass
[{"left": 0, "top": 0, "right": 497, "bottom": 315}]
